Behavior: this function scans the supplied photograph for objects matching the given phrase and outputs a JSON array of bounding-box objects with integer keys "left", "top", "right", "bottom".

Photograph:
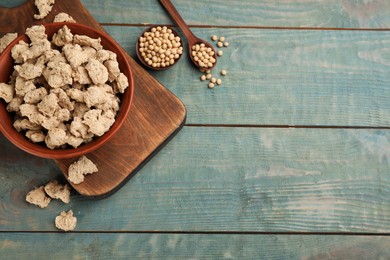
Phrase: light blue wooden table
[{"left": 1, "top": 0, "right": 390, "bottom": 259}]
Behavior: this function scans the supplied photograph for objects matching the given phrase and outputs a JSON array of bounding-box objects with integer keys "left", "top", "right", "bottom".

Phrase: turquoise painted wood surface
[
  {"left": 1, "top": 0, "right": 390, "bottom": 258},
  {"left": 1, "top": 127, "right": 389, "bottom": 232},
  {"left": 104, "top": 26, "right": 390, "bottom": 126},
  {"left": 79, "top": 0, "right": 390, "bottom": 28},
  {"left": 1, "top": 234, "right": 390, "bottom": 259},
  {"left": 3, "top": 0, "right": 390, "bottom": 28}
]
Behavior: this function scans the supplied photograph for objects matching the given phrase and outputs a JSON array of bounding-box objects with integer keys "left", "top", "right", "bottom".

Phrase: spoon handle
[{"left": 159, "top": 0, "right": 198, "bottom": 44}]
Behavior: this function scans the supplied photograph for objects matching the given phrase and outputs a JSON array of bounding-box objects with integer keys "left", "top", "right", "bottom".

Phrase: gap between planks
[
  {"left": 101, "top": 23, "right": 390, "bottom": 31},
  {"left": 185, "top": 124, "right": 390, "bottom": 130},
  {"left": 1, "top": 231, "right": 390, "bottom": 236}
]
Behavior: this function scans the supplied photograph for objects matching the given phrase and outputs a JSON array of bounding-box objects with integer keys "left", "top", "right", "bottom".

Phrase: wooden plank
[
  {"left": 3, "top": 0, "right": 390, "bottom": 28},
  {"left": 1, "top": 127, "right": 389, "bottom": 232},
  {"left": 104, "top": 26, "right": 390, "bottom": 126},
  {"left": 81, "top": 0, "right": 390, "bottom": 28},
  {"left": 1, "top": 233, "right": 390, "bottom": 259},
  {"left": 2, "top": 5, "right": 389, "bottom": 127}
]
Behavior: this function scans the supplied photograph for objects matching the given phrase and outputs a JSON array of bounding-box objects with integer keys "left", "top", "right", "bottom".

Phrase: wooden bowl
[
  {"left": 0, "top": 22, "right": 134, "bottom": 159},
  {"left": 136, "top": 26, "right": 183, "bottom": 71}
]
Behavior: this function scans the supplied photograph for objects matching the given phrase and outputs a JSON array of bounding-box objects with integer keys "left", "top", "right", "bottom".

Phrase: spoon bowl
[
  {"left": 136, "top": 26, "right": 183, "bottom": 71},
  {"left": 188, "top": 39, "right": 218, "bottom": 72}
]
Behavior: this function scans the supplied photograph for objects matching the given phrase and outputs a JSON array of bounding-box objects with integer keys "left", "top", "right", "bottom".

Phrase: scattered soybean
[{"left": 199, "top": 35, "right": 230, "bottom": 89}]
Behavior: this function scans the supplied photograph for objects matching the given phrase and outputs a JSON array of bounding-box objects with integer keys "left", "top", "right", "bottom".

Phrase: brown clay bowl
[
  {"left": 136, "top": 26, "right": 183, "bottom": 71},
  {"left": 0, "top": 22, "right": 134, "bottom": 159}
]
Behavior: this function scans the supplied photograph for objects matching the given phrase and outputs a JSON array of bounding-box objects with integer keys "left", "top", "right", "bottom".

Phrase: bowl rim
[{"left": 0, "top": 22, "right": 134, "bottom": 159}]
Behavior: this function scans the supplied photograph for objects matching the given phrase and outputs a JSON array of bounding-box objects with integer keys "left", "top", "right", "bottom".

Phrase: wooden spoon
[{"left": 159, "top": 0, "right": 217, "bottom": 71}]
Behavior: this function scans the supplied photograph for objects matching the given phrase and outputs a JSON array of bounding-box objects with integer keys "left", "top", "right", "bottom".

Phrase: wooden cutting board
[{"left": 0, "top": 0, "right": 186, "bottom": 197}]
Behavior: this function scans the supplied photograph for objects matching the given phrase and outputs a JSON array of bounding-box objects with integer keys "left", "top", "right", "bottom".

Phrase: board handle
[
  {"left": 0, "top": 0, "right": 30, "bottom": 9},
  {"left": 0, "top": 0, "right": 36, "bottom": 35}
]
